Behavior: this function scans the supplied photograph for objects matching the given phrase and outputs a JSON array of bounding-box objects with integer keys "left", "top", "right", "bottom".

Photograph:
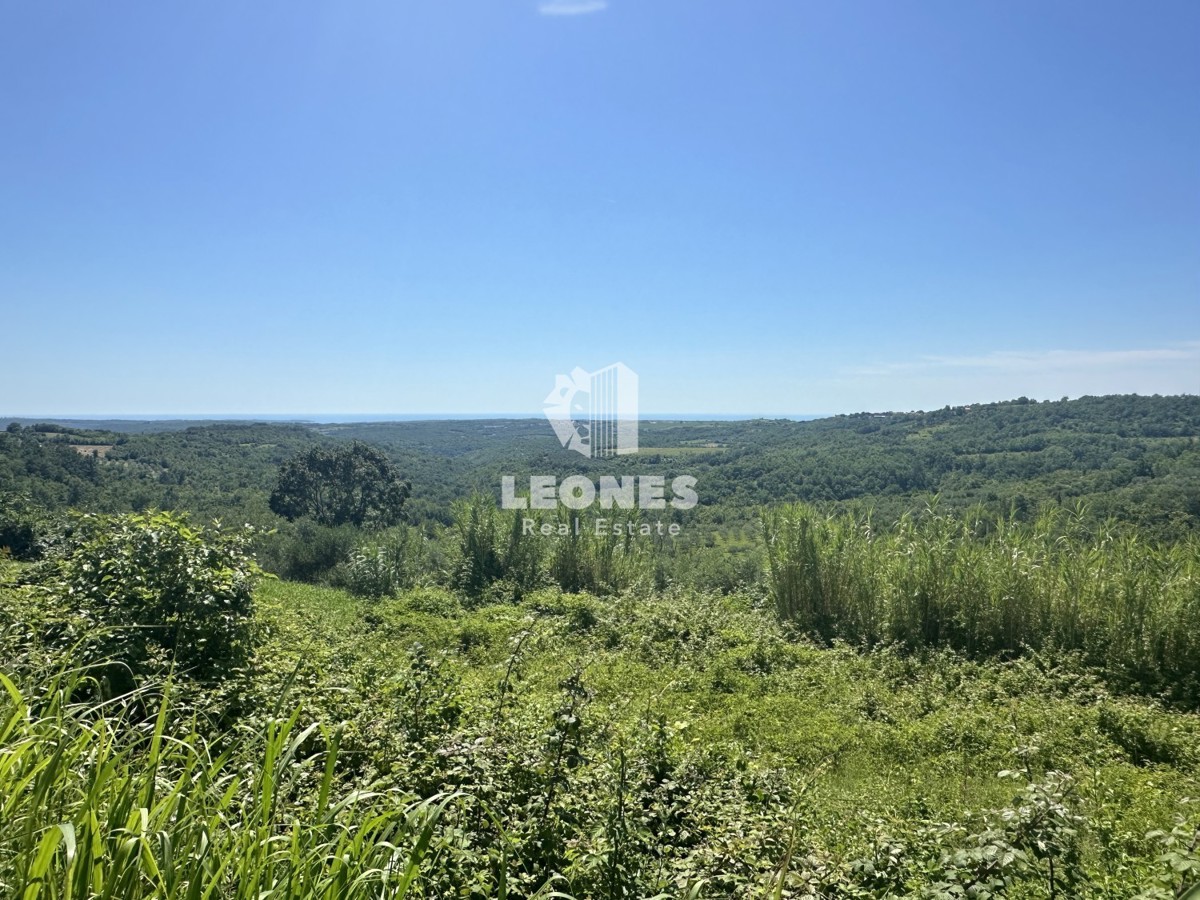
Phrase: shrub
[
  {"left": 256, "top": 520, "right": 358, "bottom": 583},
  {"left": 35, "top": 511, "right": 263, "bottom": 691},
  {"left": 1096, "top": 699, "right": 1198, "bottom": 768},
  {"left": 333, "top": 528, "right": 424, "bottom": 599},
  {"left": 0, "top": 493, "right": 45, "bottom": 561}
]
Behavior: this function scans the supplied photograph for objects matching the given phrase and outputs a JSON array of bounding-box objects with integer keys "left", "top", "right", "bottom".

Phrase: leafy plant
[
  {"left": 0, "top": 669, "right": 451, "bottom": 900},
  {"left": 34, "top": 510, "right": 263, "bottom": 692}
]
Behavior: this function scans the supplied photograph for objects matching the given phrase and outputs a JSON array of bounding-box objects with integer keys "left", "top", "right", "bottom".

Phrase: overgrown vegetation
[
  {"left": 2, "top": 395, "right": 1199, "bottom": 896},
  {"left": 13, "top": 511, "right": 262, "bottom": 696},
  {"left": 0, "top": 668, "right": 451, "bottom": 900},
  {"left": 5, "top": 566, "right": 1200, "bottom": 897},
  {"left": 762, "top": 502, "right": 1200, "bottom": 705}
]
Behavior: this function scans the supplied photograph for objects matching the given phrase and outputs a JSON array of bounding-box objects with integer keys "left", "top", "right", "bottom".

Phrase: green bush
[
  {"left": 1097, "top": 699, "right": 1198, "bottom": 768},
  {"left": 35, "top": 511, "right": 263, "bottom": 691},
  {"left": 332, "top": 527, "right": 425, "bottom": 599},
  {"left": 0, "top": 493, "right": 45, "bottom": 561},
  {"left": 256, "top": 520, "right": 359, "bottom": 583}
]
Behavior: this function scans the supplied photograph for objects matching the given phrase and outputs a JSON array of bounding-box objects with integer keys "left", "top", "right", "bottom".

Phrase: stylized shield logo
[{"left": 543, "top": 363, "right": 638, "bottom": 458}]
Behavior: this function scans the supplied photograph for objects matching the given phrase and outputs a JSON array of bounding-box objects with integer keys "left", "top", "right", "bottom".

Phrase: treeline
[
  {"left": 0, "top": 422, "right": 325, "bottom": 524},
  {"left": 3, "top": 394, "right": 1198, "bottom": 538}
]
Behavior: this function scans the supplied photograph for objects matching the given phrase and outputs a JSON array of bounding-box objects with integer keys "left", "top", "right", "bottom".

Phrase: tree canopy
[{"left": 269, "top": 442, "right": 410, "bottom": 528}]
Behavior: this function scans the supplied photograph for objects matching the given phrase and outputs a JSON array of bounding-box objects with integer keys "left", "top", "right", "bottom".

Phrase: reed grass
[{"left": 762, "top": 503, "right": 1200, "bottom": 701}]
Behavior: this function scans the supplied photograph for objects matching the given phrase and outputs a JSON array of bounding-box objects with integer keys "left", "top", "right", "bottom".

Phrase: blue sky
[{"left": 1, "top": 0, "right": 1197, "bottom": 416}]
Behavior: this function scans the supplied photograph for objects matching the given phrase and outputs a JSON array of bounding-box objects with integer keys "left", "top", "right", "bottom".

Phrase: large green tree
[{"left": 269, "top": 442, "right": 410, "bottom": 528}]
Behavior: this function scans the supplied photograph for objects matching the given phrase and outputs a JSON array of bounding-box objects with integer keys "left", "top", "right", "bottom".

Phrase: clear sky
[{"left": 1, "top": 1, "right": 1197, "bottom": 416}]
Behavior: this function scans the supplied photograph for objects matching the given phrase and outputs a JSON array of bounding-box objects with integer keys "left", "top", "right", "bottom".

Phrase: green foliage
[
  {"left": 236, "top": 578, "right": 1200, "bottom": 896},
  {"left": 763, "top": 502, "right": 1200, "bottom": 704},
  {"left": 923, "top": 768, "right": 1084, "bottom": 898},
  {"left": 255, "top": 520, "right": 360, "bottom": 583},
  {"left": 7, "top": 570, "right": 1200, "bottom": 897},
  {"left": 1097, "top": 699, "right": 1199, "bottom": 768},
  {"left": 0, "top": 493, "right": 46, "bottom": 560},
  {"left": 451, "top": 494, "right": 508, "bottom": 599},
  {"left": 449, "top": 497, "right": 660, "bottom": 602},
  {"left": 331, "top": 526, "right": 427, "bottom": 599},
  {"left": 4, "top": 394, "right": 1200, "bottom": 897},
  {"left": 269, "top": 441, "right": 411, "bottom": 528},
  {"left": 1139, "top": 801, "right": 1200, "bottom": 899},
  {"left": 0, "top": 670, "right": 452, "bottom": 900},
  {"left": 7, "top": 394, "right": 1200, "bottom": 543},
  {"left": 0, "top": 422, "right": 323, "bottom": 522},
  {"left": 32, "top": 511, "right": 262, "bottom": 690}
]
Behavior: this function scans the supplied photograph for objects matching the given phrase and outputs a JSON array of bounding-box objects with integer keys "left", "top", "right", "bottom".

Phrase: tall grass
[
  {"left": 333, "top": 526, "right": 428, "bottom": 598},
  {"left": 452, "top": 496, "right": 654, "bottom": 600},
  {"left": 0, "top": 669, "right": 449, "bottom": 899},
  {"left": 762, "top": 502, "right": 1200, "bottom": 702}
]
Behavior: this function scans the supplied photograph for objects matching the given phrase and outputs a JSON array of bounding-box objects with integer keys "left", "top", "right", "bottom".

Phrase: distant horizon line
[
  {"left": 4, "top": 393, "right": 1194, "bottom": 425},
  {"left": 2, "top": 412, "right": 832, "bottom": 423}
]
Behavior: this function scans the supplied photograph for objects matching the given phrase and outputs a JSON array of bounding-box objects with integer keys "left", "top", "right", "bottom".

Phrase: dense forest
[{"left": 4, "top": 393, "right": 1198, "bottom": 534}]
